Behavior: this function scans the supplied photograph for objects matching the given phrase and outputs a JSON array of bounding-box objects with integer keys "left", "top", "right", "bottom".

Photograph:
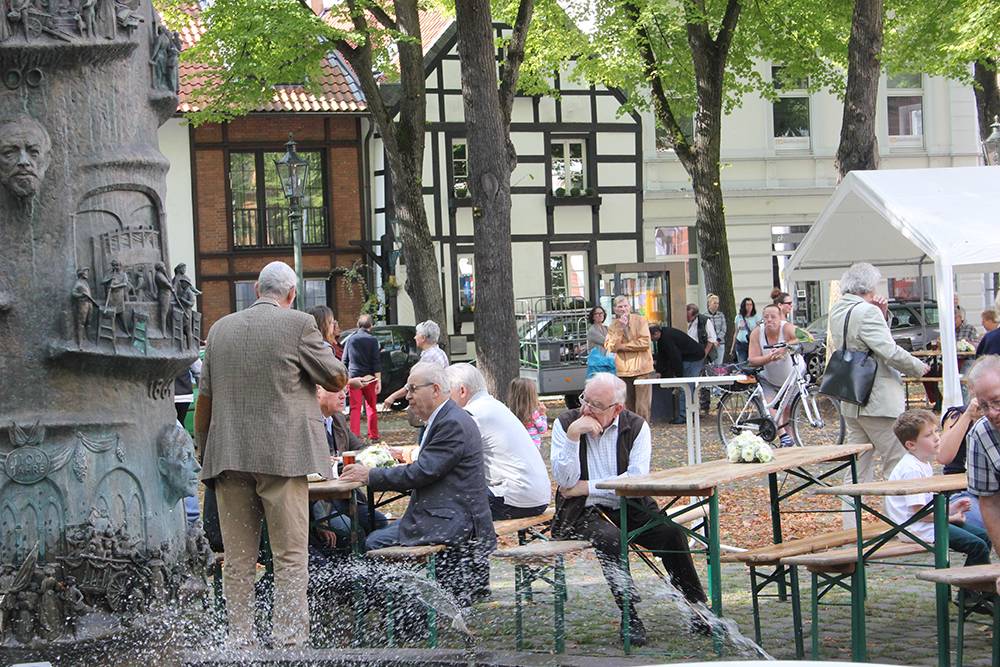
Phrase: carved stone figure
[
  {"left": 0, "top": 0, "right": 13, "bottom": 42},
  {"left": 81, "top": 0, "right": 98, "bottom": 37},
  {"left": 114, "top": 0, "right": 141, "bottom": 32},
  {"left": 149, "top": 23, "right": 171, "bottom": 90},
  {"left": 0, "top": 115, "right": 52, "bottom": 199},
  {"left": 166, "top": 30, "right": 181, "bottom": 93},
  {"left": 172, "top": 263, "right": 201, "bottom": 348},
  {"left": 153, "top": 261, "right": 174, "bottom": 333},
  {"left": 72, "top": 267, "right": 99, "bottom": 347},
  {"left": 59, "top": 576, "right": 87, "bottom": 633},
  {"left": 6, "top": 0, "right": 32, "bottom": 42},
  {"left": 37, "top": 565, "right": 64, "bottom": 639},
  {"left": 157, "top": 422, "right": 201, "bottom": 507},
  {"left": 101, "top": 258, "right": 132, "bottom": 337}
]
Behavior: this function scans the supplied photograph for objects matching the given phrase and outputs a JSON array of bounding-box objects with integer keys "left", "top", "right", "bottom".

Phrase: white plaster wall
[{"left": 159, "top": 118, "right": 195, "bottom": 284}]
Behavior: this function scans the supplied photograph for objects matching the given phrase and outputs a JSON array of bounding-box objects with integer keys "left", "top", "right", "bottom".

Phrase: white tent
[{"left": 784, "top": 166, "right": 1000, "bottom": 408}]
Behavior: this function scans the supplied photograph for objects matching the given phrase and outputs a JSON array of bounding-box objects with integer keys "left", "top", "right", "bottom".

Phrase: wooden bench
[
  {"left": 916, "top": 564, "right": 1000, "bottom": 667},
  {"left": 493, "top": 540, "right": 591, "bottom": 653},
  {"left": 493, "top": 509, "right": 555, "bottom": 604},
  {"left": 720, "top": 522, "right": 889, "bottom": 653},
  {"left": 780, "top": 539, "right": 928, "bottom": 658},
  {"left": 364, "top": 544, "right": 448, "bottom": 648},
  {"left": 493, "top": 509, "right": 554, "bottom": 537}
]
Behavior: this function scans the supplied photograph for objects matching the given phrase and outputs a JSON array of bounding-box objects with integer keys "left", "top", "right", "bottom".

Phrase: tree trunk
[
  {"left": 454, "top": 0, "right": 520, "bottom": 401},
  {"left": 691, "top": 155, "right": 737, "bottom": 354},
  {"left": 835, "top": 0, "right": 883, "bottom": 178},
  {"left": 974, "top": 59, "right": 1000, "bottom": 142}
]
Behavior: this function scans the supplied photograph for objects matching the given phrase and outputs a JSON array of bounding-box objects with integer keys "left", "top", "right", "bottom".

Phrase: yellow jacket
[{"left": 605, "top": 313, "right": 654, "bottom": 378}]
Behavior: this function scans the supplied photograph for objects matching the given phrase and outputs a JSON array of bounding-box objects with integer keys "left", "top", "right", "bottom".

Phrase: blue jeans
[
  {"left": 951, "top": 491, "right": 984, "bottom": 532},
  {"left": 677, "top": 359, "right": 705, "bottom": 417},
  {"left": 365, "top": 522, "right": 400, "bottom": 551},
  {"left": 326, "top": 500, "right": 388, "bottom": 541},
  {"left": 735, "top": 340, "right": 749, "bottom": 364},
  {"left": 948, "top": 522, "right": 991, "bottom": 567}
]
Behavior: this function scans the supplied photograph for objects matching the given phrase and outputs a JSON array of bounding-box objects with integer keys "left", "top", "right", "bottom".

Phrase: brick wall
[{"left": 192, "top": 115, "right": 365, "bottom": 334}]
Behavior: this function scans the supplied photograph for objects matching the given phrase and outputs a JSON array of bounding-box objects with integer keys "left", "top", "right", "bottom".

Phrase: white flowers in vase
[{"left": 357, "top": 445, "right": 397, "bottom": 468}]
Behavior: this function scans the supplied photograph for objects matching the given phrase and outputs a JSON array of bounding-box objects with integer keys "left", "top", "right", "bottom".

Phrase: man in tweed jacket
[{"left": 195, "top": 261, "right": 346, "bottom": 648}]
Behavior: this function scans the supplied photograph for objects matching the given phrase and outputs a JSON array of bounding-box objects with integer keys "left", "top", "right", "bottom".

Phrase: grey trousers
[{"left": 841, "top": 415, "right": 906, "bottom": 527}]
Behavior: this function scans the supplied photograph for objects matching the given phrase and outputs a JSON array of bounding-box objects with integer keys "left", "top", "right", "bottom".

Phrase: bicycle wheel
[
  {"left": 790, "top": 387, "right": 844, "bottom": 446},
  {"left": 717, "top": 388, "right": 771, "bottom": 446}
]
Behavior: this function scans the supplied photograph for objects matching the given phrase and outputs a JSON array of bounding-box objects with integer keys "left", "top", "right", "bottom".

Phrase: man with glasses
[
  {"left": 967, "top": 356, "right": 1000, "bottom": 552},
  {"left": 341, "top": 362, "right": 496, "bottom": 606},
  {"left": 550, "top": 373, "right": 706, "bottom": 646}
]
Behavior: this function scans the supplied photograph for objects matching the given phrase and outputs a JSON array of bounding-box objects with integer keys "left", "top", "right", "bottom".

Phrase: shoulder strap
[{"left": 841, "top": 302, "right": 863, "bottom": 352}]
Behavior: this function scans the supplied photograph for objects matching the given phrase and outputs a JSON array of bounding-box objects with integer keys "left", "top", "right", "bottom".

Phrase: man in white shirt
[
  {"left": 446, "top": 364, "right": 550, "bottom": 520},
  {"left": 549, "top": 373, "right": 705, "bottom": 646}
]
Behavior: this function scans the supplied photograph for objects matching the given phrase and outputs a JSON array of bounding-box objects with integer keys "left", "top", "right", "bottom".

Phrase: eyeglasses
[
  {"left": 580, "top": 395, "right": 621, "bottom": 413},
  {"left": 980, "top": 399, "right": 1000, "bottom": 414},
  {"left": 781, "top": 301, "right": 793, "bottom": 306},
  {"left": 405, "top": 382, "right": 434, "bottom": 394}
]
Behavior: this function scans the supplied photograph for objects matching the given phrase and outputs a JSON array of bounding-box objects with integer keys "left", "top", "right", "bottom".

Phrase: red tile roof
[{"left": 176, "top": 12, "right": 366, "bottom": 114}]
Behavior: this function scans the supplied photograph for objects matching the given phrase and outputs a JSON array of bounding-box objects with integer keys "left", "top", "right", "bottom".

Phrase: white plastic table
[{"left": 635, "top": 375, "right": 748, "bottom": 464}]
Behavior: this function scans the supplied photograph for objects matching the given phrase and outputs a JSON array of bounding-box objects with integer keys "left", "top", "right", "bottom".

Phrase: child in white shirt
[{"left": 887, "top": 409, "right": 991, "bottom": 568}]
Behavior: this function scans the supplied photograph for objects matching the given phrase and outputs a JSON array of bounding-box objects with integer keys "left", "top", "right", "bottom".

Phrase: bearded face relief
[{"left": 0, "top": 115, "right": 52, "bottom": 199}]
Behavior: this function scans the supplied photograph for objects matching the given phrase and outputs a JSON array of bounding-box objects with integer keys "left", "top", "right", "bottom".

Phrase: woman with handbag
[{"left": 827, "top": 263, "right": 929, "bottom": 498}]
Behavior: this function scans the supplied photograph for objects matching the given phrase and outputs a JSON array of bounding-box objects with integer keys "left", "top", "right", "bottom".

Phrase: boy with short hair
[{"left": 887, "top": 409, "right": 991, "bottom": 567}]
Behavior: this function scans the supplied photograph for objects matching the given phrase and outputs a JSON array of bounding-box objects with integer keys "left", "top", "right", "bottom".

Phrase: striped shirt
[
  {"left": 420, "top": 345, "right": 449, "bottom": 369},
  {"left": 967, "top": 416, "right": 1000, "bottom": 496}
]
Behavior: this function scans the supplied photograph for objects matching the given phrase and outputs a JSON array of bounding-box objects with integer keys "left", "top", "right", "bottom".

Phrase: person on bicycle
[{"left": 748, "top": 303, "right": 803, "bottom": 447}]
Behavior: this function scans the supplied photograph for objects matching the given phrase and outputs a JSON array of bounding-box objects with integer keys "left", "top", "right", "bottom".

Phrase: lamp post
[
  {"left": 983, "top": 115, "right": 1000, "bottom": 166},
  {"left": 273, "top": 133, "right": 310, "bottom": 309}
]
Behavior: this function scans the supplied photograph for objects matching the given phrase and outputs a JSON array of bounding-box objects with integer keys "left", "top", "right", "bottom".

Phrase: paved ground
[{"left": 367, "top": 403, "right": 997, "bottom": 666}]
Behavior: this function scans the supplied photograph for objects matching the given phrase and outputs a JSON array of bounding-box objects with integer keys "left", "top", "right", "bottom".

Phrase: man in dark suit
[{"left": 341, "top": 361, "right": 496, "bottom": 605}]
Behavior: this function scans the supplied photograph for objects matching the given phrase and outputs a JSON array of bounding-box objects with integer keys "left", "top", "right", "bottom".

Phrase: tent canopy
[
  {"left": 785, "top": 166, "right": 1000, "bottom": 282},
  {"left": 785, "top": 166, "right": 1000, "bottom": 409}
]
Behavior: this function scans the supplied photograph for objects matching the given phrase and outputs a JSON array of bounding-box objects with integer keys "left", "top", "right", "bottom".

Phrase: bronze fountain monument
[{"left": 0, "top": 0, "right": 209, "bottom": 646}]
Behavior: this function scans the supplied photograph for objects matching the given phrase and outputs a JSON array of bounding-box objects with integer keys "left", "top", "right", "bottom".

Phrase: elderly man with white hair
[
  {"left": 446, "top": 364, "right": 550, "bottom": 520},
  {"left": 967, "top": 356, "right": 1000, "bottom": 549},
  {"left": 380, "top": 320, "right": 449, "bottom": 410},
  {"left": 341, "top": 361, "right": 496, "bottom": 606},
  {"left": 195, "top": 260, "right": 346, "bottom": 648},
  {"left": 828, "top": 263, "right": 928, "bottom": 500},
  {"left": 550, "top": 372, "right": 706, "bottom": 646}
]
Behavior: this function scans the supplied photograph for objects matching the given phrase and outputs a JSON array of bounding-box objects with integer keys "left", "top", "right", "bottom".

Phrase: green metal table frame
[
  {"left": 833, "top": 491, "right": 953, "bottom": 665},
  {"left": 615, "top": 456, "right": 860, "bottom": 656},
  {"left": 954, "top": 588, "right": 1000, "bottom": 667}
]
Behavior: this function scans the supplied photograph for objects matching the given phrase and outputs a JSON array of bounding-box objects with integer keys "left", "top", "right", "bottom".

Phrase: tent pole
[{"left": 918, "top": 255, "right": 927, "bottom": 345}]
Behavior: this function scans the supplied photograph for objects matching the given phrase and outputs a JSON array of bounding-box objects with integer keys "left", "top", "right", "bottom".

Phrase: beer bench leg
[{"left": 426, "top": 554, "right": 438, "bottom": 648}]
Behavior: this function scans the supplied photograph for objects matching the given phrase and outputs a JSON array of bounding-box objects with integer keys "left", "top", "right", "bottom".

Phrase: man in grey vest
[
  {"left": 550, "top": 373, "right": 705, "bottom": 646},
  {"left": 195, "top": 261, "right": 346, "bottom": 648}
]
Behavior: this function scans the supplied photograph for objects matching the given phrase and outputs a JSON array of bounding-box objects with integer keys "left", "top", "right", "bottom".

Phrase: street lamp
[
  {"left": 273, "top": 133, "right": 310, "bottom": 309},
  {"left": 983, "top": 116, "right": 1000, "bottom": 166}
]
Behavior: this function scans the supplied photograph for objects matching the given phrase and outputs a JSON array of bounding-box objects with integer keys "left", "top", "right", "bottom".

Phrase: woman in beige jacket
[{"left": 605, "top": 296, "right": 654, "bottom": 420}]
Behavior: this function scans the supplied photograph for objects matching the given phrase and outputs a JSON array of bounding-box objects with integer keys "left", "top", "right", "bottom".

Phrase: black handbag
[{"left": 819, "top": 303, "right": 878, "bottom": 406}]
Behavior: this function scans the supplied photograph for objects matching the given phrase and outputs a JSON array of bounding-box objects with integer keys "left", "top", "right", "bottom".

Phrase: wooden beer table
[
  {"left": 597, "top": 443, "right": 872, "bottom": 654},
  {"left": 814, "top": 474, "right": 968, "bottom": 666}
]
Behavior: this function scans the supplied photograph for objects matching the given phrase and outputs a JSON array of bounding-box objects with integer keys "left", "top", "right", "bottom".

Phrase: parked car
[
  {"left": 806, "top": 299, "right": 940, "bottom": 352},
  {"left": 338, "top": 325, "right": 421, "bottom": 406}
]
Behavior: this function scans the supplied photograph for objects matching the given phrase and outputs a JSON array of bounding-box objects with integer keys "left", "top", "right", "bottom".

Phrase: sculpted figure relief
[
  {"left": 72, "top": 267, "right": 99, "bottom": 347},
  {"left": 157, "top": 422, "right": 201, "bottom": 507},
  {"left": 0, "top": 116, "right": 52, "bottom": 199}
]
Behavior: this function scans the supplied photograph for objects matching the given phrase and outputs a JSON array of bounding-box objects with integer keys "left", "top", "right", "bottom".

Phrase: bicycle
[{"left": 716, "top": 343, "right": 845, "bottom": 447}]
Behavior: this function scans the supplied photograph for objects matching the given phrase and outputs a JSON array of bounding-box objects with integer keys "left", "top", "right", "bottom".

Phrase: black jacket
[
  {"left": 368, "top": 399, "right": 496, "bottom": 550},
  {"left": 655, "top": 327, "right": 707, "bottom": 377}
]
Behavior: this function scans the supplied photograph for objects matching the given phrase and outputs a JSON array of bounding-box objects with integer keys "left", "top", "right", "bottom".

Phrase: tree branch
[
  {"left": 624, "top": 1, "right": 694, "bottom": 165},
  {"left": 367, "top": 2, "right": 398, "bottom": 32},
  {"left": 714, "top": 0, "right": 742, "bottom": 59},
  {"left": 498, "top": 0, "right": 534, "bottom": 128}
]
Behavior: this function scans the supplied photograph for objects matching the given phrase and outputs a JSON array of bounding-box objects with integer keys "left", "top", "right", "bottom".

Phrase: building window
[
  {"left": 550, "top": 251, "right": 588, "bottom": 299},
  {"left": 235, "top": 278, "right": 326, "bottom": 311},
  {"left": 302, "top": 279, "right": 328, "bottom": 310},
  {"left": 457, "top": 253, "right": 475, "bottom": 313},
  {"left": 772, "top": 66, "right": 810, "bottom": 150},
  {"left": 451, "top": 139, "right": 468, "bottom": 198},
  {"left": 887, "top": 73, "right": 923, "bottom": 147},
  {"left": 654, "top": 113, "right": 695, "bottom": 151},
  {"left": 234, "top": 281, "right": 256, "bottom": 311},
  {"left": 229, "top": 149, "right": 328, "bottom": 249},
  {"left": 550, "top": 139, "right": 587, "bottom": 193},
  {"left": 654, "top": 226, "right": 690, "bottom": 257}
]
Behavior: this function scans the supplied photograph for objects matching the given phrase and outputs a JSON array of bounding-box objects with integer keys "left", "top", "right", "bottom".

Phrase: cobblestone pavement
[{"left": 367, "top": 406, "right": 997, "bottom": 665}]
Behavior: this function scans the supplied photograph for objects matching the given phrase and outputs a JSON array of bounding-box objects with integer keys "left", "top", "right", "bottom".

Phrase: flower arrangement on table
[
  {"left": 726, "top": 432, "right": 775, "bottom": 464},
  {"left": 357, "top": 445, "right": 398, "bottom": 468},
  {"left": 957, "top": 339, "right": 976, "bottom": 354}
]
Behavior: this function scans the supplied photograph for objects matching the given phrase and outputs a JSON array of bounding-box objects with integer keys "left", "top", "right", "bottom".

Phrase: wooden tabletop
[
  {"left": 596, "top": 444, "right": 873, "bottom": 496},
  {"left": 308, "top": 478, "right": 364, "bottom": 501},
  {"left": 635, "top": 375, "right": 749, "bottom": 387},
  {"left": 912, "top": 349, "right": 976, "bottom": 358},
  {"left": 814, "top": 473, "right": 967, "bottom": 497}
]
